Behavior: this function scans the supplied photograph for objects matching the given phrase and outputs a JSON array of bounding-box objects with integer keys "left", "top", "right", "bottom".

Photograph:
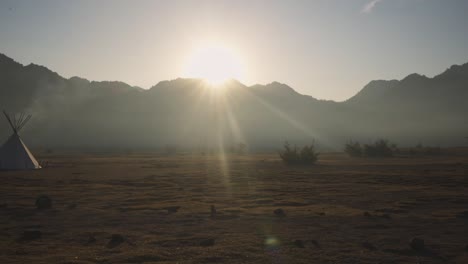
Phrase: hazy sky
[{"left": 1, "top": 0, "right": 467, "bottom": 101}]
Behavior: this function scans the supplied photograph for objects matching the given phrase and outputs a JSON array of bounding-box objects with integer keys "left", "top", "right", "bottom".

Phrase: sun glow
[{"left": 183, "top": 44, "right": 245, "bottom": 85}]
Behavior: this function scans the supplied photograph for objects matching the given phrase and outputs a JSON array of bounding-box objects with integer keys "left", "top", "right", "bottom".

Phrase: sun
[{"left": 183, "top": 44, "right": 245, "bottom": 85}]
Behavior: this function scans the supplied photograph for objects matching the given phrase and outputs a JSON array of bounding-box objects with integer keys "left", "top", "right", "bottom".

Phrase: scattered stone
[
  {"left": 363, "top": 211, "right": 371, "bottom": 217},
  {"left": 19, "top": 230, "right": 42, "bottom": 242},
  {"left": 410, "top": 237, "right": 425, "bottom": 252},
  {"left": 164, "top": 206, "right": 180, "bottom": 214},
  {"left": 317, "top": 212, "right": 326, "bottom": 216},
  {"left": 35, "top": 195, "right": 52, "bottom": 210},
  {"left": 361, "top": 241, "right": 377, "bottom": 251},
  {"left": 107, "top": 234, "right": 125, "bottom": 248},
  {"left": 199, "top": 257, "right": 224, "bottom": 263},
  {"left": 125, "top": 255, "right": 163, "bottom": 263},
  {"left": 14, "top": 249, "right": 27, "bottom": 255},
  {"left": 210, "top": 205, "right": 217, "bottom": 218},
  {"left": 85, "top": 235, "right": 97, "bottom": 245},
  {"left": 274, "top": 208, "right": 286, "bottom": 217},
  {"left": 67, "top": 203, "right": 77, "bottom": 210},
  {"left": 199, "top": 238, "right": 215, "bottom": 247},
  {"left": 456, "top": 211, "right": 468, "bottom": 219},
  {"left": 24, "top": 224, "right": 41, "bottom": 229},
  {"left": 381, "top": 214, "right": 391, "bottom": 219},
  {"left": 310, "top": 239, "right": 321, "bottom": 249},
  {"left": 294, "top": 239, "right": 305, "bottom": 248}
]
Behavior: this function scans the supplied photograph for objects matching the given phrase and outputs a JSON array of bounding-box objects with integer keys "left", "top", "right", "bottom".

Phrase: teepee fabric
[
  {"left": 0, "top": 134, "right": 40, "bottom": 170},
  {"left": 0, "top": 112, "right": 41, "bottom": 170}
]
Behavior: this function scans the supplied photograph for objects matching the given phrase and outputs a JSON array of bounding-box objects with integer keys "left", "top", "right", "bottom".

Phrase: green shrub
[
  {"left": 408, "top": 144, "right": 442, "bottom": 156},
  {"left": 363, "top": 139, "right": 395, "bottom": 157},
  {"left": 344, "top": 140, "right": 362, "bottom": 157},
  {"left": 228, "top": 142, "right": 247, "bottom": 154},
  {"left": 279, "top": 141, "right": 319, "bottom": 165},
  {"left": 279, "top": 142, "right": 300, "bottom": 163},
  {"left": 299, "top": 144, "right": 319, "bottom": 164},
  {"left": 164, "top": 144, "right": 177, "bottom": 155}
]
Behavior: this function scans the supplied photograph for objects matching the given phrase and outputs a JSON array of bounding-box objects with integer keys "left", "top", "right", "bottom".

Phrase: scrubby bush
[
  {"left": 424, "top": 146, "right": 442, "bottom": 155},
  {"left": 344, "top": 140, "right": 362, "bottom": 157},
  {"left": 300, "top": 144, "right": 319, "bottom": 164},
  {"left": 345, "top": 139, "right": 396, "bottom": 157},
  {"left": 407, "top": 144, "right": 442, "bottom": 156},
  {"left": 228, "top": 142, "right": 247, "bottom": 154},
  {"left": 279, "top": 141, "right": 319, "bottom": 165},
  {"left": 164, "top": 144, "right": 177, "bottom": 155},
  {"left": 279, "top": 142, "right": 300, "bottom": 163},
  {"left": 237, "top": 142, "right": 247, "bottom": 154},
  {"left": 363, "top": 139, "right": 395, "bottom": 157}
]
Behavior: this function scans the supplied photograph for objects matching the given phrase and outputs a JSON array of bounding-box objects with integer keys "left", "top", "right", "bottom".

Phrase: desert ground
[{"left": 0, "top": 150, "right": 467, "bottom": 264}]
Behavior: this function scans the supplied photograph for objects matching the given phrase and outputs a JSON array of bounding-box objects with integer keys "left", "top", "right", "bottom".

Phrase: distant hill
[
  {"left": 0, "top": 53, "right": 467, "bottom": 151},
  {"left": 346, "top": 63, "right": 468, "bottom": 112}
]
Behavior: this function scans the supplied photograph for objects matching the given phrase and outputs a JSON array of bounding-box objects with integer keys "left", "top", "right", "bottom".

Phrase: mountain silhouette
[{"left": 0, "top": 53, "right": 467, "bottom": 151}]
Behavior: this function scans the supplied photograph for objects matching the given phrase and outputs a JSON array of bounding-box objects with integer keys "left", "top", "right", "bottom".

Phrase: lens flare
[{"left": 183, "top": 44, "right": 245, "bottom": 85}]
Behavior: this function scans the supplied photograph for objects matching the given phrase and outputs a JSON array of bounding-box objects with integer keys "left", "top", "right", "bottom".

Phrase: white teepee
[{"left": 0, "top": 111, "right": 41, "bottom": 170}]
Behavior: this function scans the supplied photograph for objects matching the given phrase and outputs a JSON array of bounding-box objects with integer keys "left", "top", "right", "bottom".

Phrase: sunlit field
[
  {"left": 1, "top": 150, "right": 467, "bottom": 264},
  {"left": 1, "top": 1, "right": 468, "bottom": 264}
]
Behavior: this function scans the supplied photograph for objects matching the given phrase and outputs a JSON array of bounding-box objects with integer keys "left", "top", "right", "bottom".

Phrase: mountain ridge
[
  {"left": 2, "top": 52, "right": 467, "bottom": 102},
  {"left": 0, "top": 52, "right": 467, "bottom": 149}
]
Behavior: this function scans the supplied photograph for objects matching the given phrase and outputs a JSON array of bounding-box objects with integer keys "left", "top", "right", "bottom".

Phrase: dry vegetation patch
[{"left": 0, "top": 151, "right": 467, "bottom": 263}]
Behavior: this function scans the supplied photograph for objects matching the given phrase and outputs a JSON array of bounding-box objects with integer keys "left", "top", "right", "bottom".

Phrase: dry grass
[{"left": 0, "top": 151, "right": 467, "bottom": 263}]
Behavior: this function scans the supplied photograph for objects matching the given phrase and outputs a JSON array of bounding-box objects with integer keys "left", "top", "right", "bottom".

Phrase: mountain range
[{"left": 1, "top": 53, "right": 467, "bottom": 151}]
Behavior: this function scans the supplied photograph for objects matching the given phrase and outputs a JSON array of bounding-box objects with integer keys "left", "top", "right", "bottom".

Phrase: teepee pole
[
  {"left": 3, "top": 111, "right": 17, "bottom": 134},
  {"left": 18, "top": 112, "right": 25, "bottom": 128},
  {"left": 12, "top": 114, "right": 17, "bottom": 129},
  {"left": 17, "top": 115, "right": 32, "bottom": 132}
]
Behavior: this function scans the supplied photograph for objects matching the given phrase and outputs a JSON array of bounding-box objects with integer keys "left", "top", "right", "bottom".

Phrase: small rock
[
  {"left": 67, "top": 203, "right": 77, "bottom": 210},
  {"left": 410, "top": 237, "right": 425, "bottom": 251},
  {"left": 19, "top": 230, "right": 42, "bottom": 242},
  {"left": 35, "top": 195, "right": 52, "bottom": 210},
  {"left": 456, "top": 211, "right": 468, "bottom": 219},
  {"left": 14, "top": 249, "right": 27, "bottom": 255},
  {"left": 381, "top": 214, "right": 391, "bottom": 219},
  {"left": 164, "top": 206, "right": 180, "bottom": 214},
  {"left": 361, "top": 241, "right": 377, "bottom": 251},
  {"left": 310, "top": 239, "right": 321, "bottom": 249},
  {"left": 210, "top": 205, "right": 217, "bottom": 218},
  {"left": 0, "top": 203, "right": 7, "bottom": 209},
  {"left": 107, "top": 234, "right": 125, "bottom": 248},
  {"left": 85, "top": 235, "right": 96, "bottom": 245},
  {"left": 363, "top": 211, "right": 371, "bottom": 217},
  {"left": 200, "top": 238, "right": 215, "bottom": 247},
  {"left": 294, "top": 239, "right": 305, "bottom": 248},
  {"left": 274, "top": 208, "right": 286, "bottom": 217}
]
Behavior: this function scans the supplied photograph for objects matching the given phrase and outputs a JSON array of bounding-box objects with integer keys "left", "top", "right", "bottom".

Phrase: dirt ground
[{"left": 0, "top": 151, "right": 467, "bottom": 263}]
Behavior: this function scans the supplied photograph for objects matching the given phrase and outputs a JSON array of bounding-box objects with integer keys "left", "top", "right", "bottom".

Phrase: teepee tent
[{"left": 0, "top": 111, "right": 41, "bottom": 170}]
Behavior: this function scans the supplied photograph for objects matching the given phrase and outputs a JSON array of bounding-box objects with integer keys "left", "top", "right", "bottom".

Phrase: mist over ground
[{"left": 1, "top": 53, "right": 467, "bottom": 152}]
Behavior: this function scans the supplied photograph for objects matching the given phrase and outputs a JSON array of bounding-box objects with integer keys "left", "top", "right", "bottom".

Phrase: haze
[
  {"left": 2, "top": 1, "right": 468, "bottom": 263},
  {"left": 1, "top": 0, "right": 467, "bottom": 101}
]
